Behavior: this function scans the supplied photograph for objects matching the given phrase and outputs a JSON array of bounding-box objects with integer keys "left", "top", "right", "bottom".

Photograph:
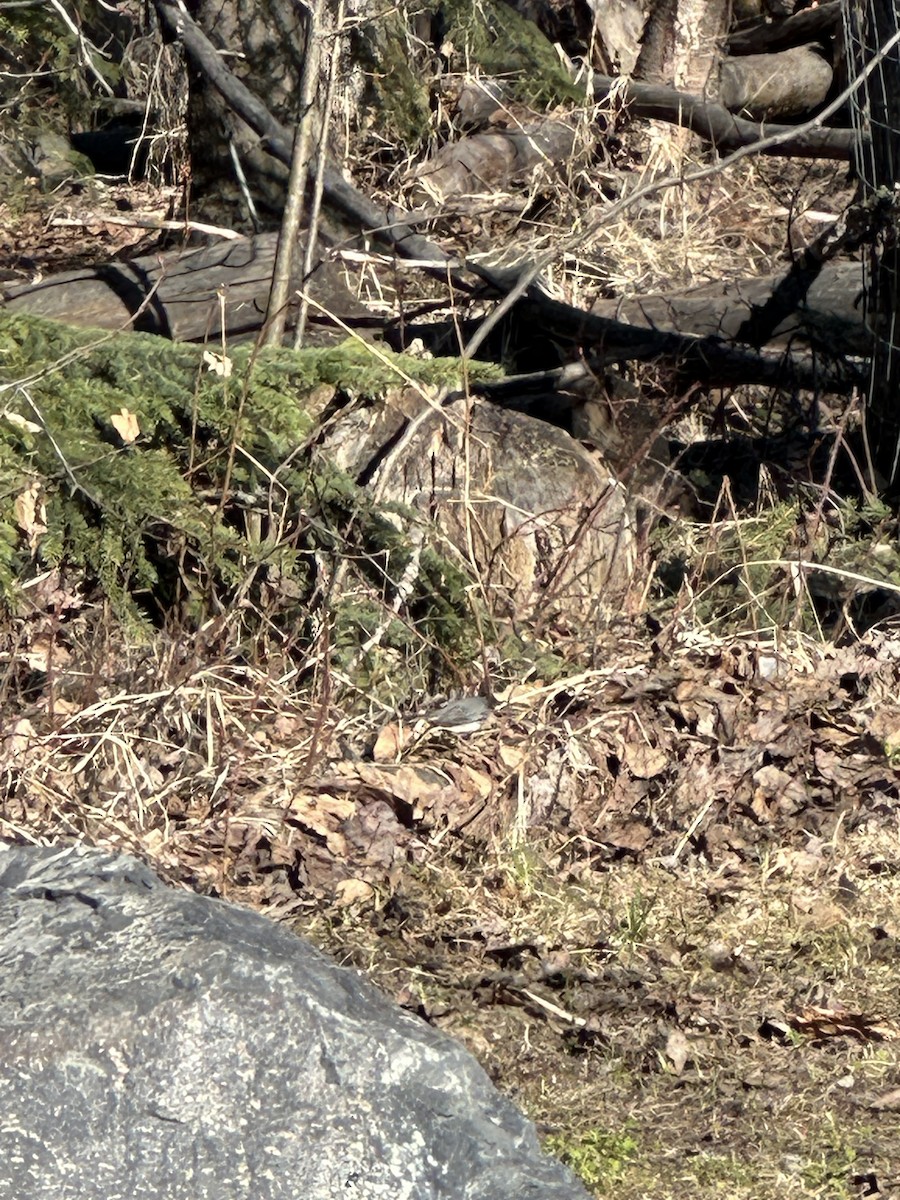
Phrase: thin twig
[
  {"left": 264, "top": 0, "right": 327, "bottom": 346},
  {"left": 46, "top": 0, "right": 114, "bottom": 96},
  {"left": 295, "top": 0, "right": 345, "bottom": 349}
]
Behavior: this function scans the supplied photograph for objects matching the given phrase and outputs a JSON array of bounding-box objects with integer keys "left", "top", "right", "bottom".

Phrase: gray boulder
[{"left": 0, "top": 842, "right": 589, "bottom": 1200}]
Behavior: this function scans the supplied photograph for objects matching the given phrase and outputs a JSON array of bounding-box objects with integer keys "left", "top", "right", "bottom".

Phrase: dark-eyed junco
[{"left": 417, "top": 694, "right": 495, "bottom": 734}]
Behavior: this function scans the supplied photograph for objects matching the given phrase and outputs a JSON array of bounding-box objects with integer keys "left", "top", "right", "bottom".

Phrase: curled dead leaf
[
  {"left": 2, "top": 717, "right": 37, "bottom": 764},
  {"left": 372, "top": 722, "right": 411, "bottom": 762},
  {"left": 499, "top": 744, "right": 527, "bottom": 770},
  {"left": 109, "top": 406, "right": 141, "bottom": 444},
  {"left": 14, "top": 480, "right": 48, "bottom": 552},
  {"left": 788, "top": 1004, "right": 900, "bottom": 1043},
  {"left": 288, "top": 792, "right": 354, "bottom": 853},
  {"left": 624, "top": 742, "right": 669, "bottom": 779},
  {"left": 333, "top": 878, "right": 375, "bottom": 907},
  {"left": 664, "top": 1028, "right": 690, "bottom": 1075},
  {"left": 22, "top": 634, "right": 70, "bottom": 672},
  {"left": 202, "top": 349, "right": 233, "bottom": 377}
]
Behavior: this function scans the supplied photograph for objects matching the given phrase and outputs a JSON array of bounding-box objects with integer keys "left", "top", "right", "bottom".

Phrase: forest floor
[
  {"left": 2, "top": 597, "right": 900, "bottom": 1200},
  {"left": 3, "top": 124, "right": 900, "bottom": 1200}
]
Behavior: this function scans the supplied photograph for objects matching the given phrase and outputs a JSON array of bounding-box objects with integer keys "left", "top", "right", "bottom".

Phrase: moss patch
[
  {"left": 355, "top": 0, "right": 583, "bottom": 152},
  {"left": 441, "top": 0, "right": 583, "bottom": 108}
]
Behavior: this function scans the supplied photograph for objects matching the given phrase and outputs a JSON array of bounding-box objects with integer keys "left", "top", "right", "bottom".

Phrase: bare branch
[
  {"left": 593, "top": 74, "right": 853, "bottom": 161},
  {"left": 263, "top": 0, "right": 326, "bottom": 347}
]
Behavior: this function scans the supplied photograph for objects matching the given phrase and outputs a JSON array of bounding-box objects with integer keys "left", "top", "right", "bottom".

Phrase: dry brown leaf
[
  {"left": 499, "top": 744, "right": 527, "bottom": 770},
  {"left": 334, "top": 878, "right": 375, "bottom": 907},
  {"left": 664, "top": 1028, "right": 690, "bottom": 1075},
  {"left": 587, "top": 0, "right": 646, "bottom": 74},
  {"left": 14, "top": 480, "right": 47, "bottom": 551},
  {"left": 454, "top": 764, "right": 493, "bottom": 801},
  {"left": 813, "top": 747, "right": 871, "bottom": 788},
  {"left": 788, "top": 1004, "right": 900, "bottom": 1043},
  {"left": 603, "top": 820, "right": 651, "bottom": 854},
  {"left": 625, "top": 742, "right": 669, "bottom": 780},
  {"left": 752, "top": 765, "right": 808, "bottom": 812},
  {"left": 746, "top": 710, "right": 789, "bottom": 744},
  {"left": 674, "top": 682, "right": 736, "bottom": 740},
  {"left": 109, "top": 406, "right": 140, "bottom": 444},
  {"left": 372, "top": 722, "right": 406, "bottom": 762},
  {"left": 2, "top": 717, "right": 37, "bottom": 764},
  {"left": 288, "top": 792, "right": 354, "bottom": 850},
  {"left": 349, "top": 763, "right": 452, "bottom": 819},
  {"left": 23, "top": 633, "right": 71, "bottom": 672}
]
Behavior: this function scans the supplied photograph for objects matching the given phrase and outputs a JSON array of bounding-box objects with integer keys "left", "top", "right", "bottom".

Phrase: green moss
[
  {"left": 353, "top": 10, "right": 433, "bottom": 149},
  {"left": 545, "top": 1127, "right": 640, "bottom": 1190},
  {"left": 441, "top": 0, "right": 583, "bottom": 107},
  {"left": 354, "top": 0, "right": 584, "bottom": 151},
  {"left": 799, "top": 1128, "right": 862, "bottom": 1200},
  {"left": 681, "top": 1152, "right": 755, "bottom": 1189}
]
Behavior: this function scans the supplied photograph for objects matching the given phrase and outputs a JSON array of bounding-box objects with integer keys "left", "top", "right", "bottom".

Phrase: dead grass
[
  {"left": 305, "top": 808, "right": 900, "bottom": 1200},
  {"left": 3, "top": 583, "right": 900, "bottom": 1198}
]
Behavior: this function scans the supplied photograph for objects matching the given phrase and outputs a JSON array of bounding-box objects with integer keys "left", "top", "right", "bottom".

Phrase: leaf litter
[{"left": 2, "top": 589, "right": 900, "bottom": 1198}]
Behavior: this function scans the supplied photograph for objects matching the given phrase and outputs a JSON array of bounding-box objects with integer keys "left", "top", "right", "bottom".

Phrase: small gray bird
[{"left": 418, "top": 694, "right": 495, "bottom": 734}]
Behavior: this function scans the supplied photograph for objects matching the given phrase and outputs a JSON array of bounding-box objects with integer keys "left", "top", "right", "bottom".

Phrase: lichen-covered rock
[
  {"left": 323, "top": 392, "right": 636, "bottom": 625},
  {"left": 718, "top": 46, "right": 833, "bottom": 121},
  {"left": 0, "top": 842, "right": 590, "bottom": 1200},
  {"left": 4, "top": 128, "right": 94, "bottom": 190}
]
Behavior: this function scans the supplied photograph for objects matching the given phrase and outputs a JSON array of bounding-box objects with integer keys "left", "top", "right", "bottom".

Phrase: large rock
[
  {"left": 322, "top": 394, "right": 635, "bottom": 625},
  {"left": 718, "top": 46, "right": 833, "bottom": 121},
  {"left": 0, "top": 842, "right": 589, "bottom": 1200}
]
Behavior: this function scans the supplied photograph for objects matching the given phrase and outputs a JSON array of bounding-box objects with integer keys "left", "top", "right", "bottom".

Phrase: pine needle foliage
[{"left": 0, "top": 314, "right": 480, "bottom": 663}]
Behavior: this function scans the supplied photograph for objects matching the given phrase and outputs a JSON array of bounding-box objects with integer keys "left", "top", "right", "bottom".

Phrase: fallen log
[
  {"left": 591, "top": 261, "right": 869, "bottom": 356},
  {"left": 717, "top": 46, "right": 833, "bottom": 121},
  {"left": 593, "top": 74, "right": 854, "bottom": 160},
  {"left": 727, "top": 1, "right": 842, "bottom": 55},
  {"left": 147, "top": 0, "right": 861, "bottom": 395},
  {"left": 0, "top": 233, "right": 371, "bottom": 343},
  {"left": 409, "top": 116, "right": 578, "bottom": 203},
  {"left": 2, "top": 237, "right": 867, "bottom": 395}
]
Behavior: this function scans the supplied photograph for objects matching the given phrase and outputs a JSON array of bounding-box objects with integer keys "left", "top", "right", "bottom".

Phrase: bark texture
[
  {"left": 184, "top": 0, "right": 312, "bottom": 220},
  {"left": 849, "top": 0, "right": 900, "bottom": 487}
]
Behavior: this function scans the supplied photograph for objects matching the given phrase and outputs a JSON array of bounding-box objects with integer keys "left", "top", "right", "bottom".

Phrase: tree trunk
[
  {"left": 636, "top": 0, "right": 730, "bottom": 166},
  {"left": 846, "top": 0, "right": 900, "bottom": 488},
  {"left": 184, "top": 0, "right": 314, "bottom": 223}
]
